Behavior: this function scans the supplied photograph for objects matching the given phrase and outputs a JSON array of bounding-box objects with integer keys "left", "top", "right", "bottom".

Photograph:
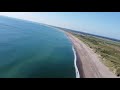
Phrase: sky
[{"left": 0, "top": 12, "right": 120, "bottom": 40}]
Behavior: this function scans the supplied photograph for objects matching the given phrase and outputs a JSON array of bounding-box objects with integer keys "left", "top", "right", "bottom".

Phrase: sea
[{"left": 0, "top": 16, "right": 79, "bottom": 78}]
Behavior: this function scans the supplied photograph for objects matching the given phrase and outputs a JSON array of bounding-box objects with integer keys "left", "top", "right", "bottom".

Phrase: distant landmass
[{"left": 49, "top": 25, "right": 120, "bottom": 42}]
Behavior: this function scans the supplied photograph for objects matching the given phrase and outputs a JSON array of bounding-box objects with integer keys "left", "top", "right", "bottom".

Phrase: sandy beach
[{"left": 64, "top": 31, "right": 117, "bottom": 78}]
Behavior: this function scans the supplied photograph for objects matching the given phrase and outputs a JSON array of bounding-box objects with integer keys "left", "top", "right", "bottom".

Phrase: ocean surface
[{"left": 0, "top": 16, "right": 76, "bottom": 78}]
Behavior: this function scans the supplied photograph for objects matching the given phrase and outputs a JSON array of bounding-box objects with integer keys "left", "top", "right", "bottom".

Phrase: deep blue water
[{"left": 0, "top": 16, "right": 76, "bottom": 78}]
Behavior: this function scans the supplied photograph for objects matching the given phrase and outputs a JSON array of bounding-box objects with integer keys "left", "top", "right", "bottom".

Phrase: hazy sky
[{"left": 0, "top": 12, "right": 120, "bottom": 39}]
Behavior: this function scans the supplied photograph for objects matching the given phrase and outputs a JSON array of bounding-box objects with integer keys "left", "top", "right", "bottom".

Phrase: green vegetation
[{"left": 70, "top": 32, "right": 120, "bottom": 76}]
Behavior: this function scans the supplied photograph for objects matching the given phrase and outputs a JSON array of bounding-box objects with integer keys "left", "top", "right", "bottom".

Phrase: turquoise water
[{"left": 0, "top": 16, "right": 76, "bottom": 78}]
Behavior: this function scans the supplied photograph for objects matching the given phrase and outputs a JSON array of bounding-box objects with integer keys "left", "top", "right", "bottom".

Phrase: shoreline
[
  {"left": 46, "top": 26, "right": 80, "bottom": 78},
  {"left": 65, "top": 32, "right": 85, "bottom": 78},
  {"left": 49, "top": 26, "right": 117, "bottom": 78},
  {"left": 65, "top": 31, "right": 80, "bottom": 78},
  {"left": 72, "top": 46, "right": 80, "bottom": 78},
  {"left": 64, "top": 31, "right": 117, "bottom": 78}
]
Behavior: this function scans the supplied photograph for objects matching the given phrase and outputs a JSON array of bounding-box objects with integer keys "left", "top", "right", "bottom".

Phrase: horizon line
[{"left": 0, "top": 15, "right": 120, "bottom": 41}]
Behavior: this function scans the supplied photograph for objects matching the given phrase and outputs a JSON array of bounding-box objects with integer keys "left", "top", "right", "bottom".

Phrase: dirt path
[{"left": 64, "top": 31, "right": 117, "bottom": 78}]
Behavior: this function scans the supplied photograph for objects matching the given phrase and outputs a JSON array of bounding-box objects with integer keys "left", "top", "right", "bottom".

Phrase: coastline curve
[{"left": 72, "top": 46, "right": 80, "bottom": 78}]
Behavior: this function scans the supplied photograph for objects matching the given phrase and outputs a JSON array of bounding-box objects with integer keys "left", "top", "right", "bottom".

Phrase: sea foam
[
  {"left": 72, "top": 46, "right": 80, "bottom": 78},
  {"left": 45, "top": 26, "right": 80, "bottom": 78}
]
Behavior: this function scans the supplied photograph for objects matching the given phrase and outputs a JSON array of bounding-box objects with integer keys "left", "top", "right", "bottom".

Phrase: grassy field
[{"left": 69, "top": 31, "right": 120, "bottom": 76}]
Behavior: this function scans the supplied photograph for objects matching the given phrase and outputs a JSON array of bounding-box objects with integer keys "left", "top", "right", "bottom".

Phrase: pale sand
[{"left": 64, "top": 31, "right": 117, "bottom": 78}]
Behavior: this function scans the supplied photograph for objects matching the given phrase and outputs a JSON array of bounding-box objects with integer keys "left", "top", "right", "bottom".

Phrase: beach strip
[{"left": 64, "top": 31, "right": 117, "bottom": 78}]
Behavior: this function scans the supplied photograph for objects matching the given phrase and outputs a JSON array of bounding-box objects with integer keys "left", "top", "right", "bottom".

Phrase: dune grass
[{"left": 70, "top": 32, "right": 120, "bottom": 76}]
